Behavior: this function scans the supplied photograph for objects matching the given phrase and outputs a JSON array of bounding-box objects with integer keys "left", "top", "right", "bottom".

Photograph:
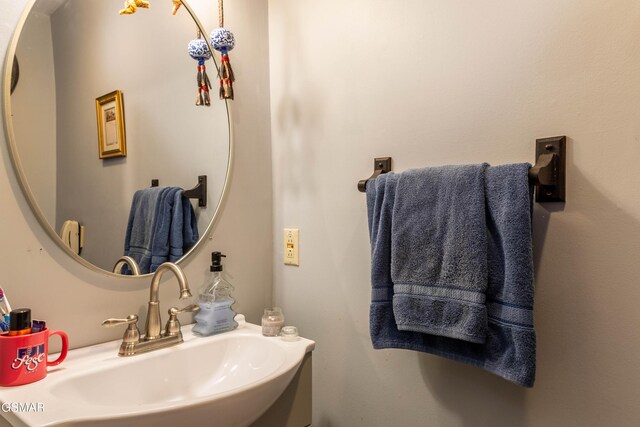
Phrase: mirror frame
[{"left": 1, "top": 0, "right": 234, "bottom": 278}]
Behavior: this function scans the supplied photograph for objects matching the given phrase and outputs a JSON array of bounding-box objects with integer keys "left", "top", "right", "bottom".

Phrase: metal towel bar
[{"left": 357, "top": 136, "right": 566, "bottom": 203}]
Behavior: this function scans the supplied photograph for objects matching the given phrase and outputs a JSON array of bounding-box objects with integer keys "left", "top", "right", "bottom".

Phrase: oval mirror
[{"left": 3, "top": 0, "right": 231, "bottom": 276}]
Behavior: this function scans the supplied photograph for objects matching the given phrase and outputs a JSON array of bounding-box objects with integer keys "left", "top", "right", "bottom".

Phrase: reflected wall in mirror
[{"left": 5, "top": 0, "right": 231, "bottom": 275}]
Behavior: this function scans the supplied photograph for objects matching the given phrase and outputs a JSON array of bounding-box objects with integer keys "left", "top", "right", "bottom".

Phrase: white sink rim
[{"left": 0, "top": 320, "right": 315, "bottom": 427}]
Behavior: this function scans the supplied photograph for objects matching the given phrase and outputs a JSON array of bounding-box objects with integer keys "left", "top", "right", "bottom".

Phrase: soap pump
[{"left": 192, "top": 251, "right": 238, "bottom": 336}]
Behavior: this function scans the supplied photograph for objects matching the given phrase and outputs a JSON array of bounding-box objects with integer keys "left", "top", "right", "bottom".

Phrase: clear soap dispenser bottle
[{"left": 193, "top": 251, "right": 238, "bottom": 336}]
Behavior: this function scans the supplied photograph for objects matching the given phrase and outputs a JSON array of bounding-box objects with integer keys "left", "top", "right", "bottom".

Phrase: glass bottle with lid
[{"left": 261, "top": 307, "right": 284, "bottom": 337}]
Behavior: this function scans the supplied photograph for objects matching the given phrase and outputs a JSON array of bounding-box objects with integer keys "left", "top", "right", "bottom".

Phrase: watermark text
[{"left": 1, "top": 402, "right": 44, "bottom": 413}]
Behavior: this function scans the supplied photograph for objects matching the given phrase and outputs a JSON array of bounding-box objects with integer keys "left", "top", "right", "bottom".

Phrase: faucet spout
[
  {"left": 145, "top": 262, "right": 191, "bottom": 340},
  {"left": 112, "top": 256, "right": 141, "bottom": 275},
  {"left": 149, "top": 262, "right": 191, "bottom": 302}
]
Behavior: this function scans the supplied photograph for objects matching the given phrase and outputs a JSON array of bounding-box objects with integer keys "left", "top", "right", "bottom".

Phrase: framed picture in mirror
[{"left": 95, "top": 90, "right": 127, "bottom": 159}]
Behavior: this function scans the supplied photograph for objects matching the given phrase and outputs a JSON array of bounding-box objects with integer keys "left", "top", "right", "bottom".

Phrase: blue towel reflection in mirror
[
  {"left": 122, "top": 187, "right": 199, "bottom": 275},
  {"left": 58, "top": 220, "right": 84, "bottom": 256}
]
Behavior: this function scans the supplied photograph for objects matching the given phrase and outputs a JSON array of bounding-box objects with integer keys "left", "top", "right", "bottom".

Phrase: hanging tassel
[
  {"left": 210, "top": 1, "right": 236, "bottom": 101},
  {"left": 199, "top": 63, "right": 211, "bottom": 106},
  {"left": 219, "top": 53, "right": 234, "bottom": 100},
  {"left": 203, "top": 65, "right": 212, "bottom": 90},
  {"left": 210, "top": 27, "right": 236, "bottom": 101},
  {"left": 188, "top": 31, "right": 212, "bottom": 107},
  {"left": 196, "top": 62, "right": 203, "bottom": 106},
  {"left": 195, "top": 60, "right": 212, "bottom": 106}
]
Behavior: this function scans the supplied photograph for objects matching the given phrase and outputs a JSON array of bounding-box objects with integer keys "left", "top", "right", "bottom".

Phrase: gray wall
[
  {"left": 269, "top": 0, "right": 640, "bottom": 425},
  {"left": 0, "top": 0, "right": 273, "bottom": 348}
]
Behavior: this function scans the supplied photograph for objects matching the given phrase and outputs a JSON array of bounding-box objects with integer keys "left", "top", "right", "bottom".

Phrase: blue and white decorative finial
[
  {"left": 210, "top": 28, "right": 235, "bottom": 53},
  {"left": 187, "top": 37, "right": 211, "bottom": 61}
]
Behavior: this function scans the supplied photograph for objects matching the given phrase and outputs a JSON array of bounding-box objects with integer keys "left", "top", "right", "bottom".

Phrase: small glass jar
[
  {"left": 262, "top": 307, "right": 284, "bottom": 337},
  {"left": 280, "top": 325, "right": 299, "bottom": 342}
]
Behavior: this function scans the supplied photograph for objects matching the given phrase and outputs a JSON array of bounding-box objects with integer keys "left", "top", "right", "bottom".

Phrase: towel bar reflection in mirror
[{"left": 151, "top": 175, "right": 208, "bottom": 207}]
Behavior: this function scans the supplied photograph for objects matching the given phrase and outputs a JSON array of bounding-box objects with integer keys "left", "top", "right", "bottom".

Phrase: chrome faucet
[
  {"left": 102, "top": 262, "right": 199, "bottom": 356},
  {"left": 112, "top": 256, "right": 141, "bottom": 275}
]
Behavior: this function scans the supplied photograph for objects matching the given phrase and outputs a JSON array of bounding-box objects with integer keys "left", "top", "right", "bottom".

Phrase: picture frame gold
[{"left": 95, "top": 90, "right": 126, "bottom": 159}]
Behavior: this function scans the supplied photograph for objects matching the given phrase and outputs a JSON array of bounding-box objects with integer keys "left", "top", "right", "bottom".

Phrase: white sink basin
[{"left": 0, "top": 318, "right": 314, "bottom": 427}]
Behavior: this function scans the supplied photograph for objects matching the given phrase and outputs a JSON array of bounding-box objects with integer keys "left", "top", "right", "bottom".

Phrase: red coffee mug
[{"left": 0, "top": 328, "right": 69, "bottom": 386}]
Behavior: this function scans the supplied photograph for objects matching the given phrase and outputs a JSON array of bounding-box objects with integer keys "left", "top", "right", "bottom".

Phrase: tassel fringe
[
  {"left": 219, "top": 53, "right": 235, "bottom": 100},
  {"left": 196, "top": 59, "right": 211, "bottom": 106}
]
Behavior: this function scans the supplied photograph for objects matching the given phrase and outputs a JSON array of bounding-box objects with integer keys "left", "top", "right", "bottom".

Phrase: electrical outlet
[{"left": 284, "top": 228, "right": 299, "bottom": 266}]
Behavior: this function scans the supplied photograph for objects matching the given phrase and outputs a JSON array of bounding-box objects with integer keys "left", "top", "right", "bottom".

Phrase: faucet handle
[
  {"left": 165, "top": 304, "right": 200, "bottom": 337},
  {"left": 102, "top": 315, "right": 140, "bottom": 356},
  {"left": 102, "top": 314, "right": 139, "bottom": 327},
  {"left": 169, "top": 304, "right": 200, "bottom": 316}
]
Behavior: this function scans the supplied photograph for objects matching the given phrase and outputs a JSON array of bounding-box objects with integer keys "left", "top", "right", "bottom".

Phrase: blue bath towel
[
  {"left": 177, "top": 191, "right": 200, "bottom": 252},
  {"left": 149, "top": 188, "right": 200, "bottom": 271},
  {"left": 149, "top": 187, "right": 182, "bottom": 271},
  {"left": 368, "top": 173, "right": 398, "bottom": 315},
  {"left": 367, "top": 163, "right": 536, "bottom": 387},
  {"left": 391, "top": 164, "right": 489, "bottom": 343},
  {"left": 483, "top": 163, "right": 536, "bottom": 385},
  {"left": 124, "top": 187, "right": 199, "bottom": 274},
  {"left": 123, "top": 186, "right": 166, "bottom": 274}
]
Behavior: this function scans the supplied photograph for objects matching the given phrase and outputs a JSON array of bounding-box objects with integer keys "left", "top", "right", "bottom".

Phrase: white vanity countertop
[{"left": 0, "top": 321, "right": 315, "bottom": 427}]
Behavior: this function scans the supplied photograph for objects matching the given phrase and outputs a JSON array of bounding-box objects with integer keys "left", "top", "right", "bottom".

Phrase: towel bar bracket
[
  {"left": 357, "top": 157, "right": 392, "bottom": 192},
  {"left": 183, "top": 175, "right": 207, "bottom": 207},
  {"left": 149, "top": 175, "right": 207, "bottom": 207},
  {"left": 530, "top": 136, "right": 566, "bottom": 203}
]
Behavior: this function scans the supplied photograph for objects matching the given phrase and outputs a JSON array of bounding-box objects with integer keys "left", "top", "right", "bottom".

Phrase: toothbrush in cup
[
  {"left": 0, "top": 288, "right": 10, "bottom": 331},
  {"left": 0, "top": 287, "right": 12, "bottom": 315}
]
